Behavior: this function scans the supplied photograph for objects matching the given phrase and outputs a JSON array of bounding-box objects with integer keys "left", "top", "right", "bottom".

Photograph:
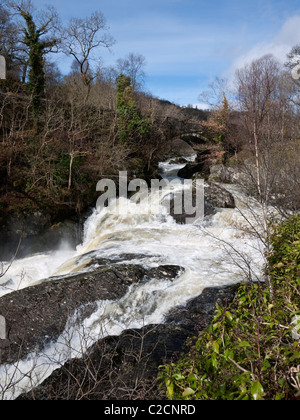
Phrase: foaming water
[
  {"left": 0, "top": 155, "right": 267, "bottom": 399},
  {"left": 0, "top": 242, "right": 75, "bottom": 297}
]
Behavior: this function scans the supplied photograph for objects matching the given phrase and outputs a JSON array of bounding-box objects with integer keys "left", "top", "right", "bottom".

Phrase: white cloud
[
  {"left": 274, "top": 15, "right": 300, "bottom": 45},
  {"left": 224, "top": 15, "right": 300, "bottom": 81}
]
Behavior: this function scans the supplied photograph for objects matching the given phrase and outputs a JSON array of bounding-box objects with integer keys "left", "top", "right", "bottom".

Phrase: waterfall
[{"left": 0, "top": 155, "right": 266, "bottom": 399}]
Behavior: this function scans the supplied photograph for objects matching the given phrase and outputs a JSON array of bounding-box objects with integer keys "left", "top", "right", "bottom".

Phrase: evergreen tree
[{"left": 116, "top": 74, "right": 149, "bottom": 143}]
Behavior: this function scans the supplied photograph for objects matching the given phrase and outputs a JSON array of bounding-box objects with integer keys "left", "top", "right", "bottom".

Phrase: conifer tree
[{"left": 116, "top": 73, "right": 149, "bottom": 143}]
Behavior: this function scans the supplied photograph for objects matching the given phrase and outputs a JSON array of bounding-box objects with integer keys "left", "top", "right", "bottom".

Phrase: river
[{"left": 0, "top": 155, "right": 265, "bottom": 399}]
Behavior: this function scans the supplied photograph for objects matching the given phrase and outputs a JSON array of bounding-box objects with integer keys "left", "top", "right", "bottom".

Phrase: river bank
[{"left": 17, "top": 284, "right": 238, "bottom": 400}]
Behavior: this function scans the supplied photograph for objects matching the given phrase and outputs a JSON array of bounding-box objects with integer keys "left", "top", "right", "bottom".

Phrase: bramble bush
[{"left": 159, "top": 215, "right": 300, "bottom": 400}]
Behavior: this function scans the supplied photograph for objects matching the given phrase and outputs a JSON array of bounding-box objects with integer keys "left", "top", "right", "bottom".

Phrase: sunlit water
[{"left": 0, "top": 155, "right": 266, "bottom": 399}]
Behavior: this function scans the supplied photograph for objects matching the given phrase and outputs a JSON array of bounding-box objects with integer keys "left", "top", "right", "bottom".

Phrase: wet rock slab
[
  {"left": 18, "top": 284, "right": 238, "bottom": 400},
  {"left": 0, "top": 264, "right": 182, "bottom": 364}
]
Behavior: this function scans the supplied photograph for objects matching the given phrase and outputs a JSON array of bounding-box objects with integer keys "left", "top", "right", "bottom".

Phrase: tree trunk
[{"left": 68, "top": 152, "right": 74, "bottom": 190}]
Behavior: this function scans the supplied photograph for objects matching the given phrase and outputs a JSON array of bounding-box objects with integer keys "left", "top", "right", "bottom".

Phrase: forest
[
  {"left": 0, "top": 3, "right": 299, "bottom": 232},
  {"left": 0, "top": 1, "right": 209, "bottom": 255}
]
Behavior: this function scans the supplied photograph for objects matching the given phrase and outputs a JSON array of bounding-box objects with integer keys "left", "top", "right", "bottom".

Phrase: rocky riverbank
[{"left": 17, "top": 282, "right": 238, "bottom": 400}]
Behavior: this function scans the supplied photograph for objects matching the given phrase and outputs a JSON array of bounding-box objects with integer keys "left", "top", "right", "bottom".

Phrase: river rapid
[{"left": 0, "top": 155, "right": 266, "bottom": 399}]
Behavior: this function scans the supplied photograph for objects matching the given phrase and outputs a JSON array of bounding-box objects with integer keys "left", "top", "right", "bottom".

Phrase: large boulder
[
  {"left": 205, "top": 182, "right": 235, "bottom": 209},
  {"left": 177, "top": 162, "right": 206, "bottom": 179},
  {"left": 177, "top": 147, "right": 226, "bottom": 180},
  {"left": 165, "top": 182, "right": 235, "bottom": 224},
  {"left": 208, "top": 164, "right": 248, "bottom": 185}
]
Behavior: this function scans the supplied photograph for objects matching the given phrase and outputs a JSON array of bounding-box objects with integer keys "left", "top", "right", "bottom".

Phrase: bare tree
[
  {"left": 235, "top": 55, "right": 300, "bottom": 215},
  {"left": 235, "top": 55, "right": 283, "bottom": 233},
  {"left": 116, "top": 53, "right": 146, "bottom": 92},
  {"left": 62, "top": 11, "right": 115, "bottom": 90},
  {"left": 198, "top": 76, "right": 231, "bottom": 108}
]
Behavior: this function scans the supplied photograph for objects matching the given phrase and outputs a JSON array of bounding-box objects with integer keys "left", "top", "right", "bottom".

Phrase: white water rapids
[{"left": 0, "top": 155, "right": 266, "bottom": 399}]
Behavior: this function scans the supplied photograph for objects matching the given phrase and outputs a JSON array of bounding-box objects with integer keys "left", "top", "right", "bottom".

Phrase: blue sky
[{"left": 31, "top": 0, "right": 300, "bottom": 106}]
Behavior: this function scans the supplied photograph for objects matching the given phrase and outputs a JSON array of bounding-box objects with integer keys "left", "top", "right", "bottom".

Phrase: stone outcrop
[
  {"left": 0, "top": 264, "right": 182, "bottom": 365},
  {"left": 205, "top": 182, "right": 235, "bottom": 209},
  {"left": 18, "top": 284, "right": 238, "bottom": 400}
]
